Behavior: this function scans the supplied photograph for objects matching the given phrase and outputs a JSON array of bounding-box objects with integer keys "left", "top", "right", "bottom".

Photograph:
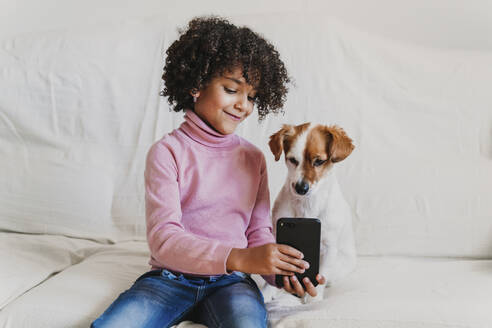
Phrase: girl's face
[{"left": 192, "top": 67, "right": 257, "bottom": 135}]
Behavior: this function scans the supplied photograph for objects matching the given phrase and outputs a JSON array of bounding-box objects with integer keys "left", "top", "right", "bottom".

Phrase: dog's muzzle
[{"left": 294, "top": 180, "right": 310, "bottom": 195}]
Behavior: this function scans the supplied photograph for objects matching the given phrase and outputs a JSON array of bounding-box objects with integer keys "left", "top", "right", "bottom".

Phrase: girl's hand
[
  {"left": 226, "top": 243, "right": 309, "bottom": 276},
  {"left": 282, "top": 274, "right": 326, "bottom": 298}
]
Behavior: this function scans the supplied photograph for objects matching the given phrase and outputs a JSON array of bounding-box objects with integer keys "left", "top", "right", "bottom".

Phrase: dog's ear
[
  {"left": 325, "top": 125, "right": 355, "bottom": 163},
  {"left": 268, "top": 124, "right": 294, "bottom": 161}
]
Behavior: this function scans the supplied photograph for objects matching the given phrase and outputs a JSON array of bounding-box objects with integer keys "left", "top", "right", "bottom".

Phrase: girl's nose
[{"left": 235, "top": 94, "right": 248, "bottom": 111}]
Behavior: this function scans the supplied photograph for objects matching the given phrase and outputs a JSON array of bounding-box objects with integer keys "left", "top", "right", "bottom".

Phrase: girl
[{"left": 92, "top": 16, "right": 325, "bottom": 328}]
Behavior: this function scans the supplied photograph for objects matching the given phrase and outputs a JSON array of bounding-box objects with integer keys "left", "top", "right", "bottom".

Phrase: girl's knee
[{"left": 205, "top": 289, "right": 268, "bottom": 328}]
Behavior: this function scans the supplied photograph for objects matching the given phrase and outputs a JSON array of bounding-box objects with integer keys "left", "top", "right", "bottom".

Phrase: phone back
[{"left": 275, "top": 217, "right": 321, "bottom": 288}]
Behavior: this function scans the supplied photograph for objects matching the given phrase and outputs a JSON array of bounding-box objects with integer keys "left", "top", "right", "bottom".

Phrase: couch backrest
[{"left": 1, "top": 13, "right": 491, "bottom": 257}]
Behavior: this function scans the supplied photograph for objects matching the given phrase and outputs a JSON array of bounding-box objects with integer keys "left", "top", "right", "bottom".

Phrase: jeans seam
[
  {"left": 195, "top": 284, "right": 204, "bottom": 303},
  {"left": 169, "top": 307, "right": 197, "bottom": 328},
  {"left": 203, "top": 297, "right": 222, "bottom": 328}
]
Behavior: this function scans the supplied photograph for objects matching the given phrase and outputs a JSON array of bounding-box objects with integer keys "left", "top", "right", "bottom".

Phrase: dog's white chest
[{"left": 289, "top": 197, "right": 319, "bottom": 219}]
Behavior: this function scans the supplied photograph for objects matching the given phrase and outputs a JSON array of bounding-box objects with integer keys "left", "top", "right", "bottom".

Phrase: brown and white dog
[{"left": 258, "top": 123, "right": 357, "bottom": 304}]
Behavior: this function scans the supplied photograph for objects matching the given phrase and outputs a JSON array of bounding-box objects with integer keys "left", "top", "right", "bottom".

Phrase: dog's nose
[{"left": 294, "top": 180, "right": 309, "bottom": 195}]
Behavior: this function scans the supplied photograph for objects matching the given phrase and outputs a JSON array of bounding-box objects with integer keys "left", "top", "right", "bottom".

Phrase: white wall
[{"left": 1, "top": 0, "right": 492, "bottom": 51}]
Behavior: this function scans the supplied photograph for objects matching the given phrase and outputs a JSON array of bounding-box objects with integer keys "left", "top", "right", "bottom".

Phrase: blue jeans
[{"left": 91, "top": 269, "right": 267, "bottom": 328}]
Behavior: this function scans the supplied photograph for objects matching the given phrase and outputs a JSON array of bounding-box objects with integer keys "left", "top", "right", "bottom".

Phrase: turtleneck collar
[{"left": 179, "top": 109, "right": 239, "bottom": 149}]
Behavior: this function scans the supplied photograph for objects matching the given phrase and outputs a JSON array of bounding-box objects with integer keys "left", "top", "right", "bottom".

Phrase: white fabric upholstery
[
  {"left": 1, "top": 13, "right": 491, "bottom": 255},
  {"left": 1, "top": 11, "right": 491, "bottom": 328},
  {"left": 267, "top": 257, "right": 492, "bottom": 328},
  {"left": 1, "top": 234, "right": 490, "bottom": 328},
  {"left": 0, "top": 232, "right": 92, "bottom": 308},
  {"left": 0, "top": 18, "right": 176, "bottom": 243},
  {"left": 0, "top": 234, "right": 150, "bottom": 326}
]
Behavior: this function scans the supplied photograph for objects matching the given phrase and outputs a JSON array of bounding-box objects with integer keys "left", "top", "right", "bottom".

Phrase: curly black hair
[{"left": 160, "top": 15, "right": 291, "bottom": 120}]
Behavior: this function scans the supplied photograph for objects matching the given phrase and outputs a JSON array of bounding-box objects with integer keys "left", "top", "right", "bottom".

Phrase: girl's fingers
[
  {"left": 278, "top": 254, "right": 308, "bottom": 273},
  {"left": 283, "top": 275, "right": 305, "bottom": 298},
  {"left": 283, "top": 276, "right": 294, "bottom": 293},
  {"left": 290, "top": 275, "right": 305, "bottom": 297},
  {"left": 277, "top": 244, "right": 303, "bottom": 259},
  {"left": 276, "top": 269, "right": 295, "bottom": 276},
  {"left": 283, "top": 274, "right": 324, "bottom": 298},
  {"left": 303, "top": 277, "right": 317, "bottom": 297},
  {"left": 277, "top": 261, "right": 303, "bottom": 274}
]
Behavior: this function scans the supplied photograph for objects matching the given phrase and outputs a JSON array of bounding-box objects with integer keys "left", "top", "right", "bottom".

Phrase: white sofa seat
[
  {"left": 267, "top": 256, "right": 492, "bottom": 328},
  {"left": 1, "top": 234, "right": 491, "bottom": 328},
  {"left": 0, "top": 232, "right": 96, "bottom": 309},
  {"left": 0, "top": 233, "right": 150, "bottom": 327}
]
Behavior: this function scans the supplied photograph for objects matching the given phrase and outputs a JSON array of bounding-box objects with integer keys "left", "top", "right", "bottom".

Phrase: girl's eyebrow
[
  {"left": 224, "top": 77, "right": 244, "bottom": 85},
  {"left": 224, "top": 77, "right": 257, "bottom": 92}
]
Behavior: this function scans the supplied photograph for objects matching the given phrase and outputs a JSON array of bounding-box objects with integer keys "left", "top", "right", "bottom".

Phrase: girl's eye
[
  {"left": 313, "top": 159, "right": 327, "bottom": 167},
  {"left": 288, "top": 158, "right": 299, "bottom": 166},
  {"left": 224, "top": 87, "right": 256, "bottom": 102}
]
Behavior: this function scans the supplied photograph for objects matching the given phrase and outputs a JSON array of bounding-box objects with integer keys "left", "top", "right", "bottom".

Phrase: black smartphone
[{"left": 275, "top": 217, "right": 321, "bottom": 289}]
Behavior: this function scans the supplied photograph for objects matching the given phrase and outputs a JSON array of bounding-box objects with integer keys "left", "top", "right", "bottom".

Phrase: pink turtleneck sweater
[{"left": 144, "top": 109, "right": 276, "bottom": 285}]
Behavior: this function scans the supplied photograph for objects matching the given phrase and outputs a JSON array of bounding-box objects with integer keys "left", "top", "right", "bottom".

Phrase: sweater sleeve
[
  {"left": 144, "top": 141, "right": 233, "bottom": 275},
  {"left": 245, "top": 153, "right": 278, "bottom": 287}
]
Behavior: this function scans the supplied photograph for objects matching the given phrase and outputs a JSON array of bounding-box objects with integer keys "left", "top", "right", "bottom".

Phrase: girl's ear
[
  {"left": 190, "top": 89, "right": 200, "bottom": 98},
  {"left": 268, "top": 124, "right": 294, "bottom": 161},
  {"left": 325, "top": 125, "right": 355, "bottom": 163}
]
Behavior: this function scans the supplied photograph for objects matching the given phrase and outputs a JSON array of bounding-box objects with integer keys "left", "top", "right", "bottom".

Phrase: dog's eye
[
  {"left": 313, "top": 159, "right": 327, "bottom": 167},
  {"left": 288, "top": 157, "right": 299, "bottom": 166}
]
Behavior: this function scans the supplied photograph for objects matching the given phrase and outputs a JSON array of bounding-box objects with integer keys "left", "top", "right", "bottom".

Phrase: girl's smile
[
  {"left": 224, "top": 111, "right": 242, "bottom": 121},
  {"left": 191, "top": 67, "right": 257, "bottom": 135}
]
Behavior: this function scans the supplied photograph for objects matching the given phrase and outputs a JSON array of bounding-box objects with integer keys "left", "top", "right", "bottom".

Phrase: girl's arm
[
  {"left": 244, "top": 153, "right": 275, "bottom": 248},
  {"left": 145, "top": 141, "right": 232, "bottom": 275}
]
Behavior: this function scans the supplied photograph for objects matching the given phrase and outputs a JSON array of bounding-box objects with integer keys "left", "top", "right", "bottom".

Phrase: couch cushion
[
  {"left": 0, "top": 238, "right": 152, "bottom": 327},
  {"left": 2, "top": 254, "right": 491, "bottom": 328},
  {"left": 266, "top": 256, "right": 492, "bottom": 328},
  {"left": 0, "top": 232, "right": 99, "bottom": 309},
  {"left": 0, "top": 238, "right": 205, "bottom": 328}
]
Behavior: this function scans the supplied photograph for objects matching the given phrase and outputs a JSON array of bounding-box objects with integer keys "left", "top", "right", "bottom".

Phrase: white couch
[{"left": 1, "top": 12, "right": 492, "bottom": 328}]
